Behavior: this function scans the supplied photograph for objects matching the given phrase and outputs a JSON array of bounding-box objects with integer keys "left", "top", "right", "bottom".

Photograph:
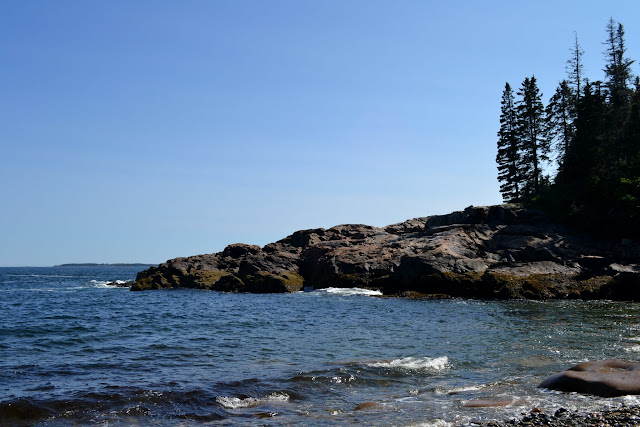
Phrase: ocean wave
[
  {"left": 317, "top": 287, "right": 383, "bottom": 296},
  {"left": 368, "top": 356, "right": 449, "bottom": 371},
  {"left": 414, "top": 420, "right": 451, "bottom": 427},
  {"left": 215, "top": 392, "right": 289, "bottom": 409},
  {"left": 440, "top": 385, "right": 484, "bottom": 395},
  {"left": 624, "top": 344, "right": 640, "bottom": 353},
  {"left": 90, "top": 280, "right": 129, "bottom": 288}
]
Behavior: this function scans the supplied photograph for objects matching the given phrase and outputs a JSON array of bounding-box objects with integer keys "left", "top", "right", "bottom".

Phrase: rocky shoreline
[
  {"left": 477, "top": 404, "right": 640, "bottom": 426},
  {"left": 131, "top": 204, "right": 640, "bottom": 300}
]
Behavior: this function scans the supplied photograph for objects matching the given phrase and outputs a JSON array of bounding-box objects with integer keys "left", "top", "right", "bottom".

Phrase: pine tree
[
  {"left": 562, "top": 81, "right": 606, "bottom": 206},
  {"left": 602, "top": 19, "right": 635, "bottom": 188},
  {"left": 546, "top": 80, "right": 576, "bottom": 169},
  {"left": 624, "top": 78, "right": 640, "bottom": 160},
  {"left": 618, "top": 78, "right": 640, "bottom": 226},
  {"left": 496, "top": 83, "right": 523, "bottom": 202},
  {"left": 496, "top": 19, "right": 639, "bottom": 236},
  {"left": 566, "top": 32, "right": 584, "bottom": 101},
  {"left": 517, "top": 76, "right": 549, "bottom": 197},
  {"left": 603, "top": 18, "right": 635, "bottom": 111}
]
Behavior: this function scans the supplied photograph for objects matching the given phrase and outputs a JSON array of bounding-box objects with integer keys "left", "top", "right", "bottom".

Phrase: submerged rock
[
  {"left": 539, "top": 360, "right": 640, "bottom": 397},
  {"left": 131, "top": 204, "right": 640, "bottom": 298}
]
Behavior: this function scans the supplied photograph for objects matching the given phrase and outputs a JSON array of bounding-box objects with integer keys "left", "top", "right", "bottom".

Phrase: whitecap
[
  {"left": 216, "top": 396, "right": 260, "bottom": 409},
  {"left": 623, "top": 395, "right": 640, "bottom": 405},
  {"left": 317, "top": 287, "right": 382, "bottom": 296},
  {"left": 443, "top": 385, "right": 483, "bottom": 395},
  {"left": 368, "top": 356, "right": 449, "bottom": 371},
  {"left": 414, "top": 420, "right": 452, "bottom": 427},
  {"left": 216, "top": 392, "right": 289, "bottom": 409},
  {"left": 90, "top": 279, "right": 129, "bottom": 288}
]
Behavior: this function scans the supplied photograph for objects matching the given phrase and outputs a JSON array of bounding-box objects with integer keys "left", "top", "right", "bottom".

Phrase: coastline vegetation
[{"left": 497, "top": 18, "right": 639, "bottom": 238}]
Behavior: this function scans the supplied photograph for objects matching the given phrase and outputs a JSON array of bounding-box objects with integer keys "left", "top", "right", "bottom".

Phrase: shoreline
[
  {"left": 477, "top": 404, "right": 640, "bottom": 426},
  {"left": 131, "top": 204, "right": 640, "bottom": 300}
]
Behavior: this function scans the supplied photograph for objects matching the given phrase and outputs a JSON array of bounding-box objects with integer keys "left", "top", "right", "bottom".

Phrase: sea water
[{"left": 2, "top": 266, "right": 640, "bottom": 426}]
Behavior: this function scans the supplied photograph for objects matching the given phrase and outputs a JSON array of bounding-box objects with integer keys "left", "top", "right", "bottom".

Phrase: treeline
[{"left": 497, "top": 18, "right": 640, "bottom": 237}]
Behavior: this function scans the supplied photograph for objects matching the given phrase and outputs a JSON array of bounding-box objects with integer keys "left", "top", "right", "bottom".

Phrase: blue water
[{"left": 2, "top": 266, "right": 640, "bottom": 426}]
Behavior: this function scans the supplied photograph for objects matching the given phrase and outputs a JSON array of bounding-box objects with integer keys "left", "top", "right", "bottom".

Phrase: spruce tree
[
  {"left": 566, "top": 32, "right": 584, "bottom": 101},
  {"left": 603, "top": 19, "right": 636, "bottom": 169},
  {"left": 603, "top": 18, "right": 635, "bottom": 111},
  {"left": 496, "top": 19, "right": 639, "bottom": 236},
  {"left": 517, "top": 76, "right": 549, "bottom": 197},
  {"left": 496, "top": 83, "right": 523, "bottom": 202},
  {"left": 561, "top": 81, "right": 606, "bottom": 215},
  {"left": 619, "top": 78, "right": 640, "bottom": 228},
  {"left": 546, "top": 80, "right": 576, "bottom": 169}
]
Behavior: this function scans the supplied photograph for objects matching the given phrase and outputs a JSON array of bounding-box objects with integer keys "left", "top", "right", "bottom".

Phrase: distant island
[{"left": 55, "top": 263, "right": 156, "bottom": 267}]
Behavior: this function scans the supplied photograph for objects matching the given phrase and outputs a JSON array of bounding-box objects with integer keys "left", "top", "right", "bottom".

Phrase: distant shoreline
[{"left": 54, "top": 263, "right": 156, "bottom": 267}]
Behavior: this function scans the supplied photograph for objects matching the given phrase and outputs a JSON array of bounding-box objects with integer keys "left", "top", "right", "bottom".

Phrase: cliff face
[{"left": 132, "top": 204, "right": 640, "bottom": 299}]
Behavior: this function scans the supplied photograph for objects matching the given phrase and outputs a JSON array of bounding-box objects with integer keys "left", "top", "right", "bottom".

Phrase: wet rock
[
  {"left": 463, "top": 398, "right": 516, "bottom": 408},
  {"left": 539, "top": 360, "right": 640, "bottom": 397},
  {"left": 354, "top": 402, "right": 383, "bottom": 411},
  {"left": 480, "top": 404, "right": 640, "bottom": 426}
]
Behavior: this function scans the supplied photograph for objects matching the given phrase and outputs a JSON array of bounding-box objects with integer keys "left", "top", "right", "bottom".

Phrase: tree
[
  {"left": 497, "top": 19, "right": 639, "bottom": 236},
  {"left": 517, "top": 76, "right": 549, "bottom": 196},
  {"left": 618, "top": 78, "right": 640, "bottom": 225},
  {"left": 603, "top": 18, "right": 635, "bottom": 110},
  {"left": 546, "top": 80, "right": 576, "bottom": 168},
  {"left": 562, "top": 81, "right": 605, "bottom": 188},
  {"left": 566, "top": 32, "right": 584, "bottom": 101},
  {"left": 496, "top": 83, "right": 523, "bottom": 202},
  {"left": 601, "top": 19, "right": 635, "bottom": 187}
]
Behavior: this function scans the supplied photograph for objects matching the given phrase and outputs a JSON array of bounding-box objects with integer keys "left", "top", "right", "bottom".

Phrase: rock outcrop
[
  {"left": 539, "top": 360, "right": 640, "bottom": 397},
  {"left": 131, "top": 204, "right": 640, "bottom": 299}
]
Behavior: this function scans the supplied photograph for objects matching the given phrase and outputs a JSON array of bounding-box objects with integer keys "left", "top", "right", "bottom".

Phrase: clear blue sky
[{"left": 1, "top": 1, "right": 639, "bottom": 266}]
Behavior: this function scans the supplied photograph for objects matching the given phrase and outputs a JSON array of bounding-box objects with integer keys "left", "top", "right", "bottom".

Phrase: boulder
[{"left": 538, "top": 360, "right": 640, "bottom": 397}]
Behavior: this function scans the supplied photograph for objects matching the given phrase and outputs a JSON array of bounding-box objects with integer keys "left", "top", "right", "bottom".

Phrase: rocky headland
[{"left": 132, "top": 204, "right": 640, "bottom": 299}]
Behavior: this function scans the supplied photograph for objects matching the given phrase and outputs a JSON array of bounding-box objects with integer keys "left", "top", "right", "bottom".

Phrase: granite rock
[{"left": 131, "top": 204, "right": 640, "bottom": 298}]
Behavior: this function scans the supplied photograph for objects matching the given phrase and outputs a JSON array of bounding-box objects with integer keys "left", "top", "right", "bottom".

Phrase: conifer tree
[
  {"left": 496, "top": 18, "right": 639, "bottom": 236},
  {"left": 618, "top": 78, "right": 640, "bottom": 225},
  {"left": 546, "top": 80, "right": 576, "bottom": 168},
  {"left": 496, "top": 83, "right": 523, "bottom": 202},
  {"left": 563, "top": 81, "right": 605, "bottom": 190},
  {"left": 624, "top": 78, "right": 640, "bottom": 160},
  {"left": 566, "top": 32, "right": 584, "bottom": 101},
  {"left": 517, "top": 76, "right": 549, "bottom": 196},
  {"left": 603, "top": 18, "right": 635, "bottom": 110},
  {"left": 602, "top": 19, "right": 635, "bottom": 184}
]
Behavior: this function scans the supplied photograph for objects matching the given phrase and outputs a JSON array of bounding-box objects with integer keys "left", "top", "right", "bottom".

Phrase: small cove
[{"left": 2, "top": 266, "right": 640, "bottom": 425}]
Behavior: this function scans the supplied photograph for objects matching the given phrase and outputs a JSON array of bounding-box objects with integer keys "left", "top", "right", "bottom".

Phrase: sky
[{"left": 1, "top": 1, "right": 640, "bottom": 266}]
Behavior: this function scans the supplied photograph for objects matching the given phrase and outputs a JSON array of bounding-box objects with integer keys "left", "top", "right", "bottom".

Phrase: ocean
[{"left": 2, "top": 266, "right": 640, "bottom": 426}]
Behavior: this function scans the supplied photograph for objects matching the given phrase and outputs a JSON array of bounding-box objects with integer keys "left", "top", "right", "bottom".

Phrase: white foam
[
  {"left": 444, "top": 385, "right": 483, "bottom": 395},
  {"left": 368, "top": 356, "right": 449, "bottom": 371},
  {"left": 90, "top": 279, "right": 129, "bottom": 288},
  {"left": 624, "top": 345, "right": 640, "bottom": 353},
  {"left": 317, "top": 287, "right": 382, "bottom": 296},
  {"left": 623, "top": 395, "right": 640, "bottom": 405},
  {"left": 414, "top": 420, "right": 451, "bottom": 427},
  {"left": 216, "top": 396, "right": 260, "bottom": 409},
  {"left": 216, "top": 392, "right": 289, "bottom": 409}
]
